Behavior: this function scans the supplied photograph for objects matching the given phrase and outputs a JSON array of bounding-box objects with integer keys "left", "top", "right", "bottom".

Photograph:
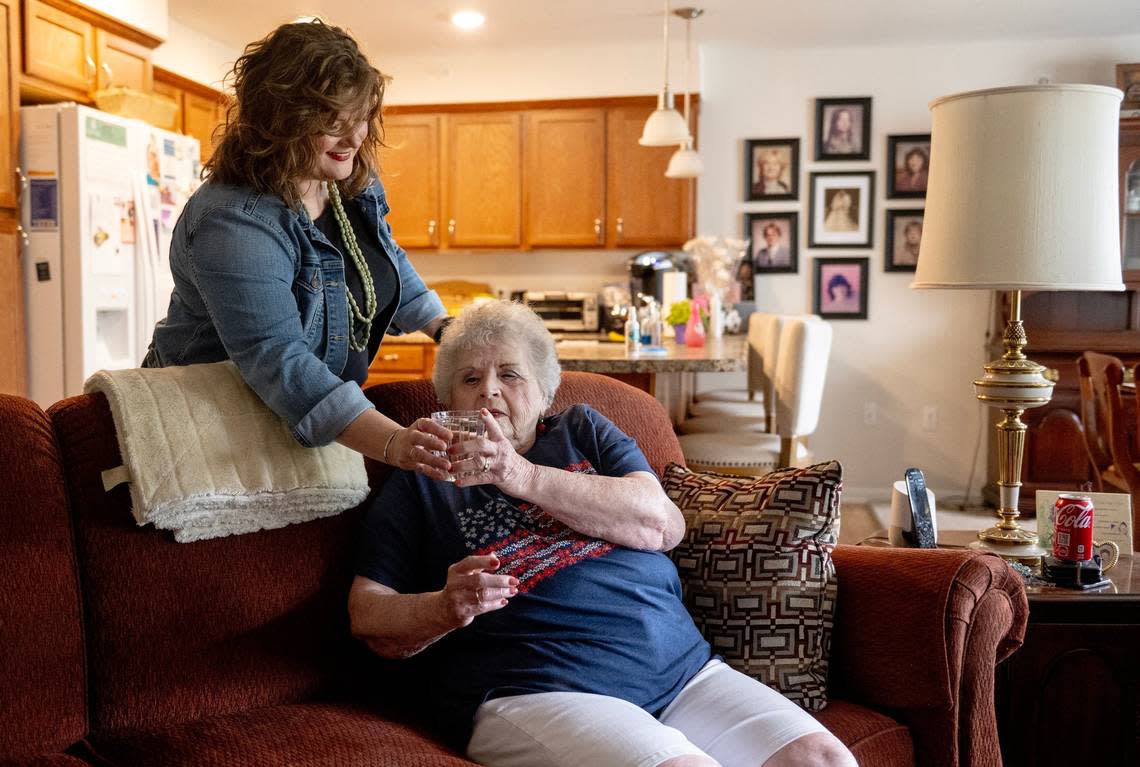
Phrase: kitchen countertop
[
  {"left": 382, "top": 331, "right": 748, "bottom": 375},
  {"left": 384, "top": 332, "right": 434, "bottom": 344},
  {"left": 556, "top": 334, "right": 746, "bottom": 374}
]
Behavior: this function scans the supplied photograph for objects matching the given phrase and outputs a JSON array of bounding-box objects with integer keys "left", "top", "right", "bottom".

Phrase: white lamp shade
[
  {"left": 665, "top": 144, "right": 704, "bottom": 178},
  {"left": 912, "top": 84, "right": 1124, "bottom": 292},
  {"left": 640, "top": 90, "right": 691, "bottom": 146}
]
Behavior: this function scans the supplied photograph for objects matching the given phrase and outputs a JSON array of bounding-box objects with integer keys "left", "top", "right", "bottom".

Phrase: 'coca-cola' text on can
[{"left": 1053, "top": 494, "right": 1095, "bottom": 562}]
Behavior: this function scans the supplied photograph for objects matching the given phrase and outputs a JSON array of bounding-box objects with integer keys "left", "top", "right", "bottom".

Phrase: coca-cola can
[{"left": 1053, "top": 494, "right": 1095, "bottom": 562}]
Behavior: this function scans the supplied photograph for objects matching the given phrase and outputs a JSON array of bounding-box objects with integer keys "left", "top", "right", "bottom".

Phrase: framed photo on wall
[
  {"left": 884, "top": 209, "right": 924, "bottom": 272},
  {"left": 886, "top": 134, "right": 931, "bottom": 198},
  {"left": 745, "top": 211, "right": 798, "bottom": 274},
  {"left": 815, "top": 97, "right": 872, "bottom": 161},
  {"left": 813, "top": 257, "right": 869, "bottom": 320},
  {"left": 744, "top": 138, "right": 800, "bottom": 201},
  {"left": 808, "top": 171, "right": 875, "bottom": 248}
]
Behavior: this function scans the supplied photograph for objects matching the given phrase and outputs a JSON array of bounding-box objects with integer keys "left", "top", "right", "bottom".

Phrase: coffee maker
[{"left": 627, "top": 251, "right": 678, "bottom": 304}]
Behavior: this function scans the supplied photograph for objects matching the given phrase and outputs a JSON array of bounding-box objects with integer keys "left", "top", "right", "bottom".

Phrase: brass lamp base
[
  {"left": 967, "top": 538, "right": 1048, "bottom": 565},
  {"left": 971, "top": 291, "right": 1053, "bottom": 564}
]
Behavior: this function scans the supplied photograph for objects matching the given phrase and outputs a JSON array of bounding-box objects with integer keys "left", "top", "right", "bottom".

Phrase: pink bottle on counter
[{"left": 685, "top": 298, "right": 706, "bottom": 348}]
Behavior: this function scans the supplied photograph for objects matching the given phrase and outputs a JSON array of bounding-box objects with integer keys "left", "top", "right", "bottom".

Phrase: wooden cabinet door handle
[
  {"left": 101, "top": 62, "right": 113, "bottom": 87},
  {"left": 594, "top": 217, "right": 603, "bottom": 244},
  {"left": 447, "top": 219, "right": 456, "bottom": 242},
  {"left": 85, "top": 56, "right": 97, "bottom": 83},
  {"left": 616, "top": 217, "right": 624, "bottom": 237},
  {"left": 427, "top": 219, "right": 437, "bottom": 237},
  {"left": 381, "top": 353, "right": 400, "bottom": 362},
  {"left": 15, "top": 167, "right": 28, "bottom": 203}
]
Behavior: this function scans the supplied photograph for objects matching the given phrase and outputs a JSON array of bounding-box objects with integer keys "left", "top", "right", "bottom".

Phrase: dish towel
[{"left": 85, "top": 361, "right": 369, "bottom": 543}]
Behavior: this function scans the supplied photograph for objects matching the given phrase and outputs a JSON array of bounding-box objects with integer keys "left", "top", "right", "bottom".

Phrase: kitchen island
[
  {"left": 371, "top": 332, "right": 747, "bottom": 426},
  {"left": 556, "top": 334, "right": 747, "bottom": 424}
]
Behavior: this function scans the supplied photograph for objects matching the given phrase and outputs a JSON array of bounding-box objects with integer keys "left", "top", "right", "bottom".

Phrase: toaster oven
[{"left": 513, "top": 291, "right": 599, "bottom": 332}]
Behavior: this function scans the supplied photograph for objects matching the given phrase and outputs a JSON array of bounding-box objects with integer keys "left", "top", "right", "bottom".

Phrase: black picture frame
[
  {"left": 814, "top": 97, "right": 872, "bottom": 161},
  {"left": 886, "top": 134, "right": 931, "bottom": 199},
  {"left": 813, "top": 257, "right": 869, "bottom": 320},
  {"left": 744, "top": 138, "right": 800, "bottom": 201},
  {"left": 808, "top": 171, "right": 875, "bottom": 249},
  {"left": 744, "top": 211, "right": 799, "bottom": 274},
  {"left": 884, "top": 209, "right": 924, "bottom": 273}
]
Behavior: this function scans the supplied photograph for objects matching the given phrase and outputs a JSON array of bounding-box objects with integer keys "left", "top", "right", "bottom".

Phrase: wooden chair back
[
  {"left": 1099, "top": 357, "right": 1140, "bottom": 550},
  {"left": 1078, "top": 352, "right": 1119, "bottom": 488}
]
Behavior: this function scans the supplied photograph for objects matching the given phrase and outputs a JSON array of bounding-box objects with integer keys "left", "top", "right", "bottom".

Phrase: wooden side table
[
  {"left": 862, "top": 529, "right": 1140, "bottom": 766},
  {"left": 996, "top": 553, "right": 1140, "bottom": 767}
]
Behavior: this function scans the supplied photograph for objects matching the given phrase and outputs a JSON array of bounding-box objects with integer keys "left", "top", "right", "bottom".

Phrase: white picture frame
[{"left": 808, "top": 171, "right": 875, "bottom": 248}]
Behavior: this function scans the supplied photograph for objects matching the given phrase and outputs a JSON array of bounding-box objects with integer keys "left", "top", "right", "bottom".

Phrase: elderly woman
[{"left": 349, "top": 302, "right": 854, "bottom": 767}]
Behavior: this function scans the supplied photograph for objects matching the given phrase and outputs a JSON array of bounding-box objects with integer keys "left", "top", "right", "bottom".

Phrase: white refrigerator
[{"left": 20, "top": 104, "right": 201, "bottom": 407}]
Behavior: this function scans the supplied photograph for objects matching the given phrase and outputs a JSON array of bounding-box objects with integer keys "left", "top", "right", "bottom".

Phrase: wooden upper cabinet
[
  {"left": 94, "top": 28, "right": 151, "bottom": 91},
  {"left": 445, "top": 112, "right": 522, "bottom": 248},
  {"left": 606, "top": 105, "right": 694, "bottom": 247},
  {"left": 0, "top": 0, "right": 20, "bottom": 210},
  {"left": 23, "top": 0, "right": 94, "bottom": 97},
  {"left": 525, "top": 108, "right": 606, "bottom": 247},
  {"left": 151, "top": 76, "right": 182, "bottom": 130},
  {"left": 183, "top": 91, "right": 221, "bottom": 162},
  {"left": 0, "top": 214, "right": 26, "bottom": 395},
  {"left": 381, "top": 113, "right": 441, "bottom": 249}
]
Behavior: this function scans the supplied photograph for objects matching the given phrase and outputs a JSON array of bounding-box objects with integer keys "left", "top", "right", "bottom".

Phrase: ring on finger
[
  {"left": 476, "top": 586, "right": 485, "bottom": 602},
  {"left": 482, "top": 457, "right": 491, "bottom": 472}
]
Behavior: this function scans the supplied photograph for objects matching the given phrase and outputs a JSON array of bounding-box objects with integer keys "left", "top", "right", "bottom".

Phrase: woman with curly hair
[{"left": 143, "top": 20, "right": 453, "bottom": 474}]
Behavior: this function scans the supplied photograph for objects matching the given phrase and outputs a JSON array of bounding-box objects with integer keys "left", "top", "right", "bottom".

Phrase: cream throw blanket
[{"left": 85, "top": 361, "right": 369, "bottom": 543}]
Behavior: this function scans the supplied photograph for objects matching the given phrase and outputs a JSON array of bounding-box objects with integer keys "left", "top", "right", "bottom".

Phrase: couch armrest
[{"left": 829, "top": 545, "right": 1028, "bottom": 767}]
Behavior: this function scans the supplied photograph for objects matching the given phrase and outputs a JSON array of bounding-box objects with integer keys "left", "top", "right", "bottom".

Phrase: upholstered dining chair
[
  {"left": 681, "top": 313, "right": 781, "bottom": 435},
  {"left": 1077, "top": 351, "right": 1129, "bottom": 493},
  {"left": 677, "top": 317, "right": 833, "bottom": 476},
  {"left": 685, "top": 312, "right": 777, "bottom": 429}
]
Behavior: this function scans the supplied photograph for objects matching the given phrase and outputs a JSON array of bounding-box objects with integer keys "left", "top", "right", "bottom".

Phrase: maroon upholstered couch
[{"left": 0, "top": 372, "right": 1028, "bottom": 767}]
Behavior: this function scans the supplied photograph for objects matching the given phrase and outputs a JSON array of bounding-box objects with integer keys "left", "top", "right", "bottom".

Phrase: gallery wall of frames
[{"left": 739, "top": 97, "right": 928, "bottom": 320}]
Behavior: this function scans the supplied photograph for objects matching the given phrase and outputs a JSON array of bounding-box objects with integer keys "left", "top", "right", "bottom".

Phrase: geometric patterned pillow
[{"left": 662, "top": 461, "right": 842, "bottom": 712}]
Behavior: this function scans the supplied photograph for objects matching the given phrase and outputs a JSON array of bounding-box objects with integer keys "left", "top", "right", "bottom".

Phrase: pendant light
[
  {"left": 665, "top": 7, "right": 704, "bottom": 178},
  {"left": 639, "top": 0, "right": 691, "bottom": 146}
]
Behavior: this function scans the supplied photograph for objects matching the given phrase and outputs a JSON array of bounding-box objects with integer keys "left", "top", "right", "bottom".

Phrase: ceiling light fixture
[
  {"left": 639, "top": 0, "right": 691, "bottom": 147},
  {"left": 451, "top": 10, "right": 486, "bottom": 30},
  {"left": 665, "top": 7, "right": 704, "bottom": 178}
]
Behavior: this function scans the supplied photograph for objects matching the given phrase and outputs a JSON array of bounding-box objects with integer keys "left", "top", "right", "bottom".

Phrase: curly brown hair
[{"left": 205, "top": 20, "right": 387, "bottom": 207}]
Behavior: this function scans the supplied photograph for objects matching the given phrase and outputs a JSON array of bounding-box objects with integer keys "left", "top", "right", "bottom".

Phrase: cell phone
[{"left": 903, "top": 467, "right": 937, "bottom": 549}]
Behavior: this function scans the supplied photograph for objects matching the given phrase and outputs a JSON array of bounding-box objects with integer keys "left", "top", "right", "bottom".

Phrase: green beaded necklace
[{"left": 327, "top": 181, "right": 377, "bottom": 352}]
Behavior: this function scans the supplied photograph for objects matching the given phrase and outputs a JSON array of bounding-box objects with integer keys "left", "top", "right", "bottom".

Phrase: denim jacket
[{"left": 144, "top": 179, "right": 445, "bottom": 447}]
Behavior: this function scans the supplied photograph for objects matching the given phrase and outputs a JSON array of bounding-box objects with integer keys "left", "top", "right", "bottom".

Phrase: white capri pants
[{"left": 466, "top": 659, "right": 833, "bottom": 767}]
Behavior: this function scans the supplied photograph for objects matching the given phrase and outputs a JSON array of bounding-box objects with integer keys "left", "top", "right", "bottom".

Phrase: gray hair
[{"left": 432, "top": 301, "right": 562, "bottom": 409}]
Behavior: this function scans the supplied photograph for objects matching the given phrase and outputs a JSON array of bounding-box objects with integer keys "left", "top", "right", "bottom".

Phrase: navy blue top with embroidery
[{"left": 356, "top": 404, "right": 711, "bottom": 749}]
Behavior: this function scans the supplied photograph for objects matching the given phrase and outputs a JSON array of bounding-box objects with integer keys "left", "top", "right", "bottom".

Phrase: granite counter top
[
  {"left": 556, "top": 335, "right": 746, "bottom": 374},
  {"left": 384, "top": 331, "right": 434, "bottom": 344}
]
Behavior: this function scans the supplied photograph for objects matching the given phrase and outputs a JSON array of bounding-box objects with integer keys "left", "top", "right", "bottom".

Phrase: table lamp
[{"left": 912, "top": 84, "right": 1124, "bottom": 560}]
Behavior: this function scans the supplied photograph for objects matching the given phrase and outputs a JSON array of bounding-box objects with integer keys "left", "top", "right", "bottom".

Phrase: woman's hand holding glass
[
  {"left": 449, "top": 409, "right": 531, "bottom": 492},
  {"left": 388, "top": 418, "right": 453, "bottom": 479}
]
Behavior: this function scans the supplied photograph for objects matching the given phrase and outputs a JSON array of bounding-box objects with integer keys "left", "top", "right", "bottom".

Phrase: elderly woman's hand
[
  {"left": 387, "top": 418, "right": 453, "bottom": 480},
  {"left": 451, "top": 409, "right": 534, "bottom": 493},
  {"left": 438, "top": 553, "right": 518, "bottom": 629}
]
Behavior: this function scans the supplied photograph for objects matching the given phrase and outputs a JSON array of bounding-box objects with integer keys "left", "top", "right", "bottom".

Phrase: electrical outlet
[
  {"left": 922, "top": 406, "right": 939, "bottom": 432},
  {"left": 863, "top": 401, "right": 878, "bottom": 426}
]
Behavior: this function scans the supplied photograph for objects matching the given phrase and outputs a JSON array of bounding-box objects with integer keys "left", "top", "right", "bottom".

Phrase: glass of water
[{"left": 430, "top": 410, "right": 487, "bottom": 482}]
